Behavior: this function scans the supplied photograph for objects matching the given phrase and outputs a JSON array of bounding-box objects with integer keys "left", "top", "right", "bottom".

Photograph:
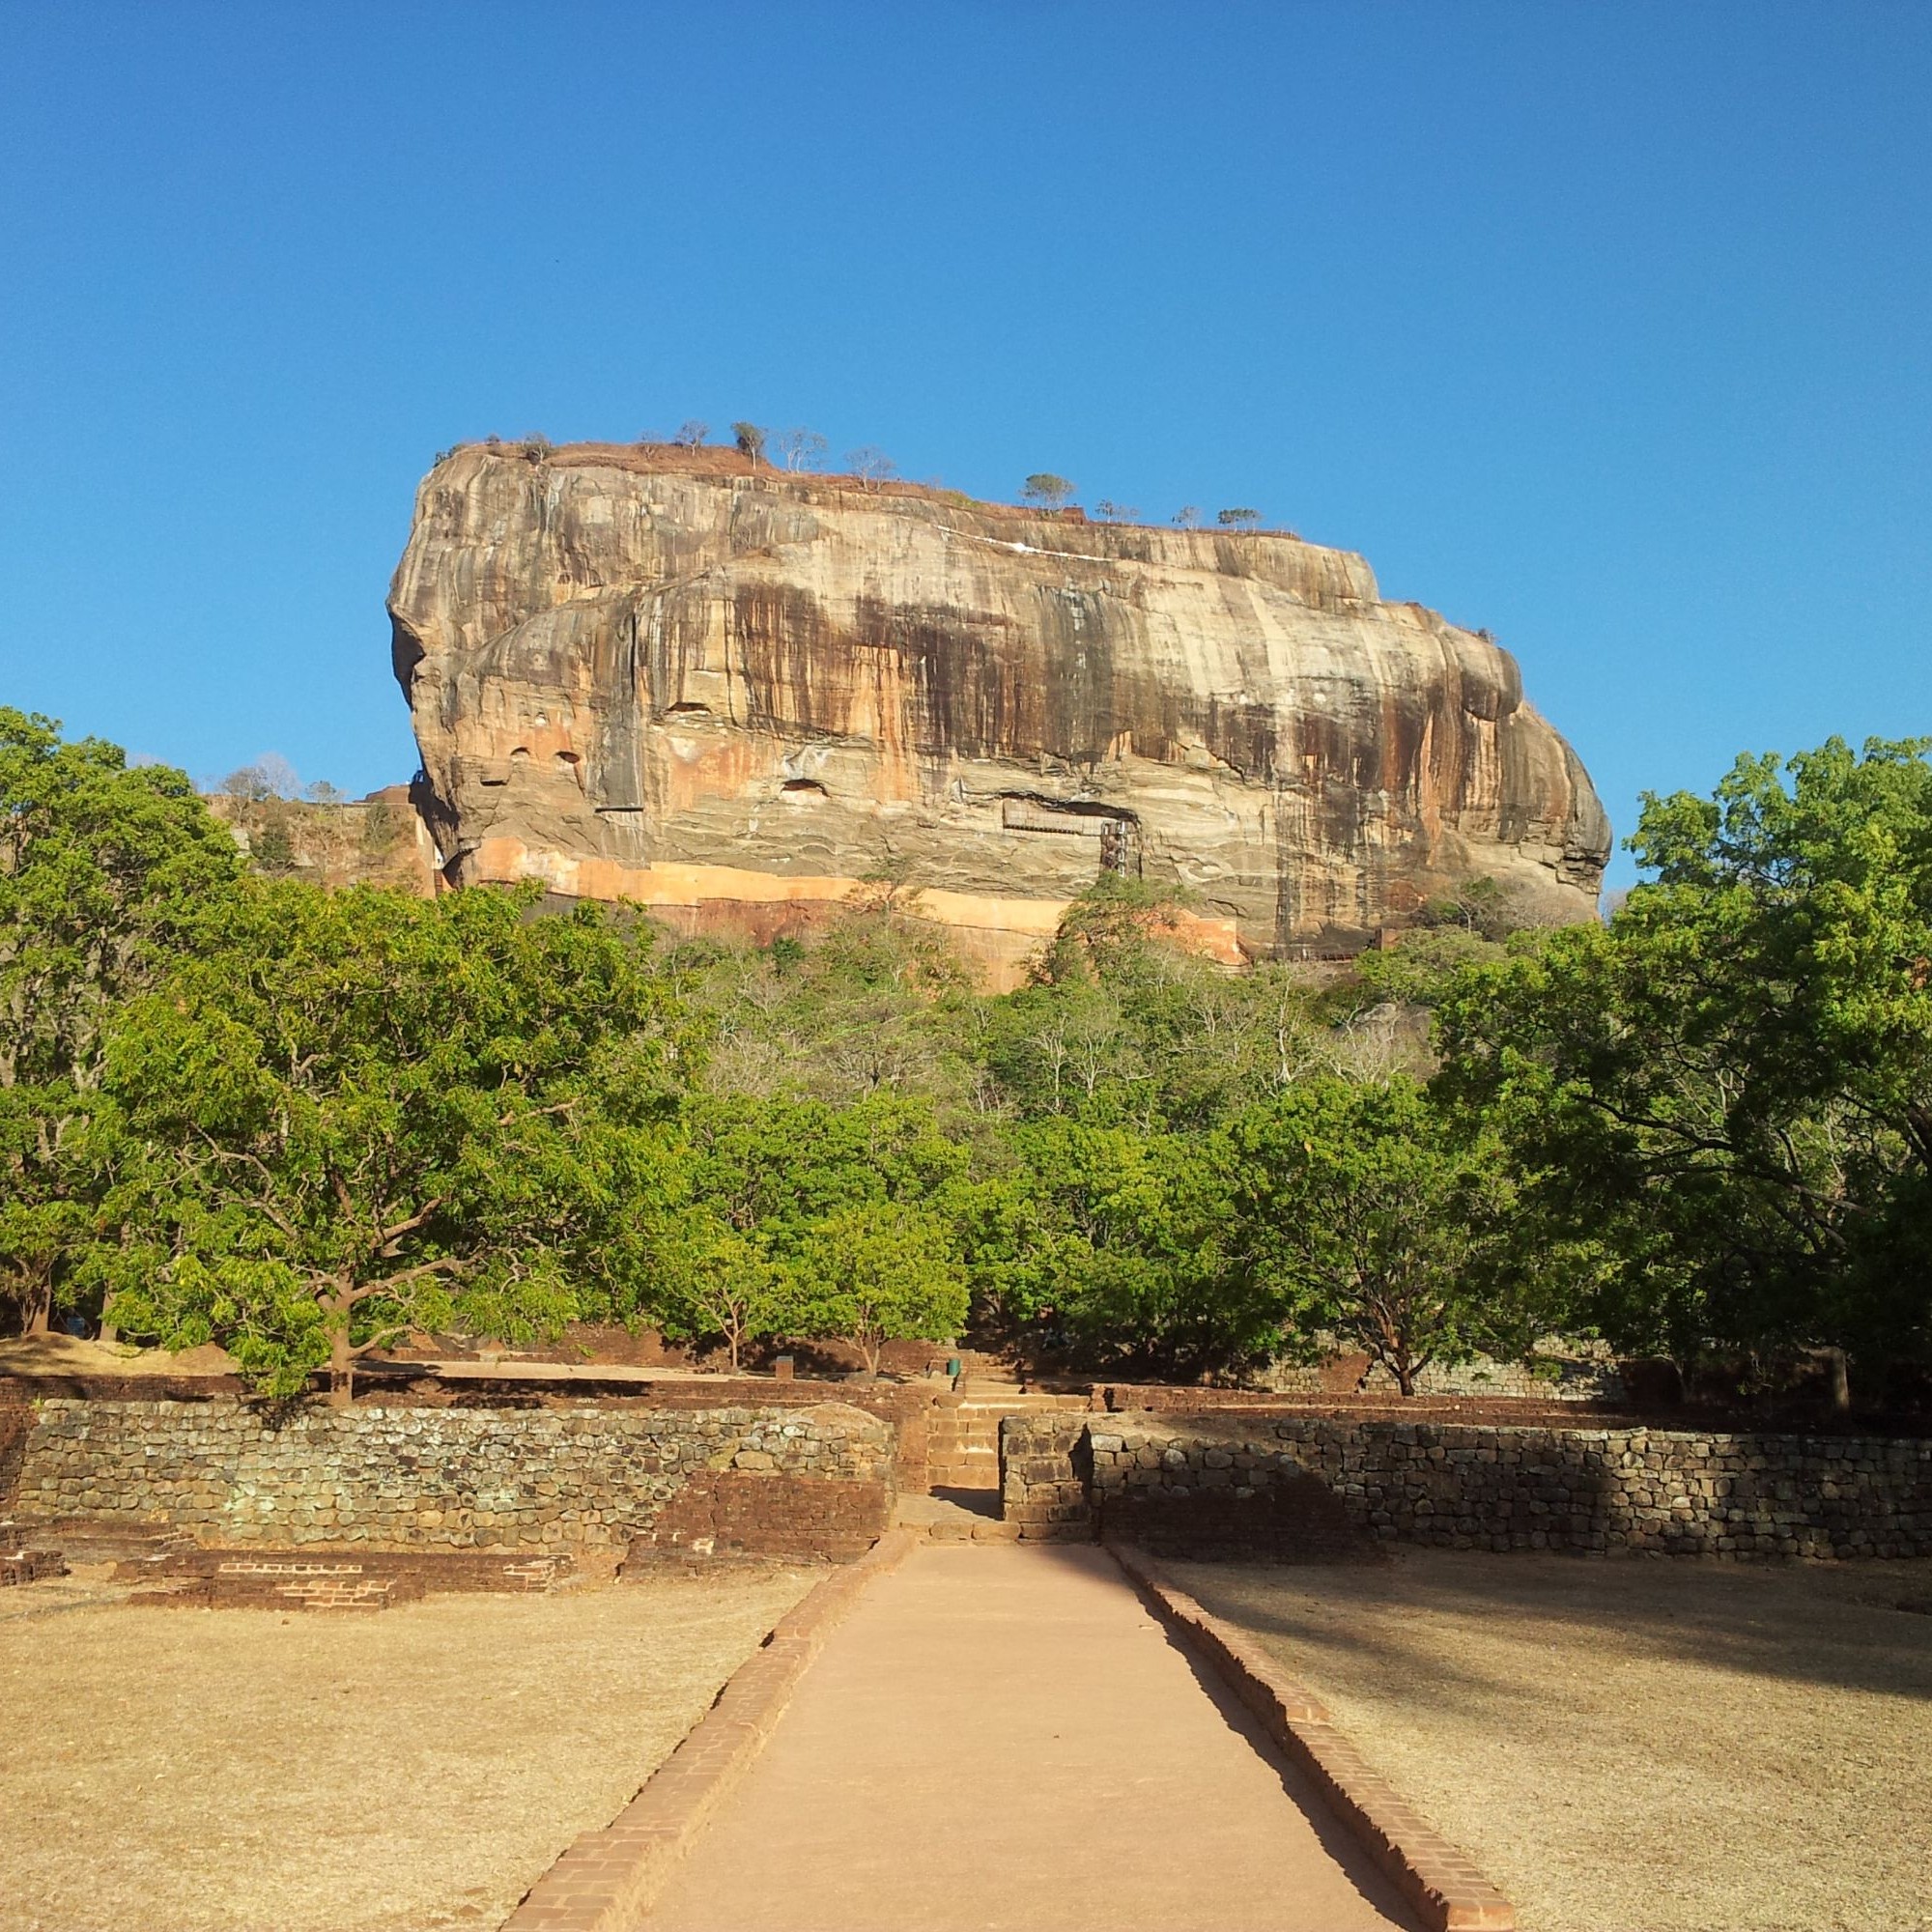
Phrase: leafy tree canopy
[
  {"left": 1228, "top": 1077, "right": 1567, "bottom": 1394},
  {"left": 0, "top": 711, "right": 242, "bottom": 1332},
  {"left": 790, "top": 1200, "right": 967, "bottom": 1373},
  {"left": 1436, "top": 737, "right": 1932, "bottom": 1394},
  {"left": 100, "top": 882, "right": 698, "bottom": 1398}
]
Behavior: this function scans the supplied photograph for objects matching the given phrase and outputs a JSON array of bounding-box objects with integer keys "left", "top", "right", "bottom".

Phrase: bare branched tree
[
  {"left": 846, "top": 446, "right": 897, "bottom": 490},
  {"left": 217, "top": 754, "right": 300, "bottom": 803},
  {"left": 776, "top": 427, "right": 829, "bottom": 471}
]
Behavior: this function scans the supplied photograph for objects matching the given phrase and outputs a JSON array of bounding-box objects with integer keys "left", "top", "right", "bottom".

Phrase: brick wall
[
  {"left": 1002, "top": 1411, "right": 1932, "bottom": 1560},
  {"left": 0, "top": 1382, "right": 30, "bottom": 1506},
  {"left": 6, "top": 1396, "right": 895, "bottom": 1555}
]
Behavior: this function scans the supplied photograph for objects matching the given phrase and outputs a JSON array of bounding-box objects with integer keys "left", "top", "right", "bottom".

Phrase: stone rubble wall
[
  {"left": 1002, "top": 1411, "right": 1932, "bottom": 1559},
  {"left": 5, "top": 1396, "right": 895, "bottom": 1554},
  {"left": 1260, "top": 1347, "right": 1624, "bottom": 1404}
]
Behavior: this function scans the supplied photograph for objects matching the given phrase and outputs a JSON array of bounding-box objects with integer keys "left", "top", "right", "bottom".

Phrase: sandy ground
[
  {"left": 1172, "top": 1549, "right": 1932, "bottom": 1932},
  {"left": 0, "top": 1334, "right": 240, "bottom": 1376},
  {"left": 0, "top": 1564, "right": 814, "bottom": 1932}
]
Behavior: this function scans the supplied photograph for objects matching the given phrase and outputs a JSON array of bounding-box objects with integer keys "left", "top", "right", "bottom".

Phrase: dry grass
[
  {"left": 0, "top": 1334, "right": 239, "bottom": 1377},
  {"left": 1172, "top": 1549, "right": 1932, "bottom": 1932},
  {"left": 0, "top": 1563, "right": 814, "bottom": 1932}
]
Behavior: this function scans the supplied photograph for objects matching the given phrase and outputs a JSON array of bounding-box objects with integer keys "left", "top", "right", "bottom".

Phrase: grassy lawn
[
  {"left": 0, "top": 1563, "right": 814, "bottom": 1932},
  {"left": 1172, "top": 1548, "right": 1932, "bottom": 1932}
]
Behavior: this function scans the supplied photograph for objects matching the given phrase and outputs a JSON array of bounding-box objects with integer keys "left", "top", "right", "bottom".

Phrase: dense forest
[{"left": 3, "top": 706, "right": 1927, "bottom": 1409}]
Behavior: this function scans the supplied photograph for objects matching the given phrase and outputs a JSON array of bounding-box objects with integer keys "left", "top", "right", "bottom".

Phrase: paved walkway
[{"left": 644, "top": 1543, "right": 1420, "bottom": 1930}]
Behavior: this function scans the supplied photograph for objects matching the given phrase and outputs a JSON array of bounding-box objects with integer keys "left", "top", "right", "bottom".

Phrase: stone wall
[
  {"left": 1002, "top": 1411, "right": 1932, "bottom": 1560},
  {"left": 5, "top": 1396, "right": 895, "bottom": 1556},
  {"left": 1219, "top": 1346, "right": 1625, "bottom": 1405},
  {"left": 2, "top": 1372, "right": 940, "bottom": 1497}
]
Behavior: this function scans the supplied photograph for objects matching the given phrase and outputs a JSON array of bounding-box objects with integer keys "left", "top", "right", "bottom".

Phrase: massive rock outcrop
[{"left": 391, "top": 443, "right": 1607, "bottom": 982}]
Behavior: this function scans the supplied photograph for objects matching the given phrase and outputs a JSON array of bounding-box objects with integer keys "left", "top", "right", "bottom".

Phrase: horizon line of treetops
[
  {"left": 429, "top": 419, "right": 1275, "bottom": 534},
  {"left": 3, "top": 704, "right": 1927, "bottom": 1416}
]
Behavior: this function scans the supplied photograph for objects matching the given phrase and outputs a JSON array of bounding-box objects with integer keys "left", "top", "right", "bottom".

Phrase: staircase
[{"left": 923, "top": 1387, "right": 1094, "bottom": 1497}]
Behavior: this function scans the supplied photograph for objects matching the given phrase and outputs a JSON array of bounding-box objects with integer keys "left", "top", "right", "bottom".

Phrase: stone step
[{"left": 894, "top": 1492, "right": 1018, "bottom": 1543}]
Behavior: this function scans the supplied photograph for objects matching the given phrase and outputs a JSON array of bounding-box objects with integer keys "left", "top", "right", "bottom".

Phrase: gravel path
[
  {"left": 1172, "top": 1549, "right": 1932, "bottom": 1932},
  {"left": 1, "top": 1565, "right": 814, "bottom": 1932}
]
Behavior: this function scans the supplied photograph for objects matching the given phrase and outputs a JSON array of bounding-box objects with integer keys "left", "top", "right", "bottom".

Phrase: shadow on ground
[{"left": 1168, "top": 1545, "right": 1932, "bottom": 1704}]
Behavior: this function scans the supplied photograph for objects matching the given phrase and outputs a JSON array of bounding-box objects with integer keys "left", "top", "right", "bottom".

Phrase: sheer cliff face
[{"left": 391, "top": 444, "right": 1608, "bottom": 982}]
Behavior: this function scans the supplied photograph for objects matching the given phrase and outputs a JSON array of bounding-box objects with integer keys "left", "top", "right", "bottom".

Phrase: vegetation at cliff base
[{"left": 2, "top": 703, "right": 1927, "bottom": 1408}]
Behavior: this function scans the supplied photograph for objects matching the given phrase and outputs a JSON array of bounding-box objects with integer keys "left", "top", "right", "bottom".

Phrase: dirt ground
[
  {"left": 0, "top": 1334, "right": 241, "bottom": 1377},
  {"left": 1172, "top": 1549, "right": 1932, "bottom": 1932},
  {"left": 0, "top": 1562, "right": 814, "bottom": 1932}
]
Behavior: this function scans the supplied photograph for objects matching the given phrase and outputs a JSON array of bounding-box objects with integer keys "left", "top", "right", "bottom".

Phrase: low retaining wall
[
  {"left": 5, "top": 1396, "right": 895, "bottom": 1556},
  {"left": 1003, "top": 1411, "right": 1932, "bottom": 1559},
  {"left": 1, "top": 1372, "right": 940, "bottom": 1496}
]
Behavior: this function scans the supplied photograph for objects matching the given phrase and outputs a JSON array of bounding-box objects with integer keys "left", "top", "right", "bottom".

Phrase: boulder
[{"left": 390, "top": 443, "right": 1607, "bottom": 983}]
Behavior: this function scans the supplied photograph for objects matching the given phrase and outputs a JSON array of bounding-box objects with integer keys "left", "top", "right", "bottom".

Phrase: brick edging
[
  {"left": 502, "top": 1529, "right": 918, "bottom": 1931},
  {"left": 1106, "top": 1541, "right": 1516, "bottom": 1932}
]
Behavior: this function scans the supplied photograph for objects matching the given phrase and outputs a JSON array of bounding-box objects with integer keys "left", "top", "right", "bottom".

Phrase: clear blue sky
[{"left": 3, "top": 3, "right": 1927, "bottom": 889}]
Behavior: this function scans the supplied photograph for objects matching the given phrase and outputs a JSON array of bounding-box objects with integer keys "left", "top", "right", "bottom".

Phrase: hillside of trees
[{"left": 3, "top": 706, "right": 1927, "bottom": 1411}]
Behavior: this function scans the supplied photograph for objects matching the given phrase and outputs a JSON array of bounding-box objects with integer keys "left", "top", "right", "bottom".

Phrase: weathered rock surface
[
  {"left": 207, "top": 784, "right": 440, "bottom": 895},
  {"left": 391, "top": 444, "right": 1607, "bottom": 981}
]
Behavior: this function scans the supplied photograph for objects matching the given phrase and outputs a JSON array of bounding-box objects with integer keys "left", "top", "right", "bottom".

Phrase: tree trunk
[
  {"left": 1824, "top": 1347, "right": 1851, "bottom": 1412},
  {"left": 23, "top": 1281, "right": 51, "bottom": 1337},
  {"left": 327, "top": 1293, "right": 355, "bottom": 1407}
]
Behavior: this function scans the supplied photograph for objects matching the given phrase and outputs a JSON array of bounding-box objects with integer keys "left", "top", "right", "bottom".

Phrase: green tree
[
  {"left": 1229, "top": 1078, "right": 1548, "bottom": 1395},
  {"left": 790, "top": 1200, "right": 967, "bottom": 1373},
  {"left": 1350, "top": 924, "right": 1508, "bottom": 1011},
  {"left": 0, "top": 711, "right": 242, "bottom": 1334},
  {"left": 945, "top": 1115, "right": 1264, "bottom": 1377},
  {"left": 100, "top": 882, "right": 696, "bottom": 1400},
  {"left": 1021, "top": 473, "right": 1074, "bottom": 509},
  {"left": 646, "top": 1204, "right": 791, "bottom": 1370},
  {"left": 675, "top": 1092, "right": 967, "bottom": 1255},
  {"left": 732, "top": 421, "right": 767, "bottom": 465},
  {"left": 1436, "top": 737, "right": 1932, "bottom": 1400},
  {"left": 359, "top": 800, "right": 401, "bottom": 859},
  {"left": 1216, "top": 507, "right": 1262, "bottom": 528},
  {"left": 1018, "top": 1121, "right": 1261, "bottom": 1377},
  {"left": 249, "top": 809, "right": 298, "bottom": 873}
]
